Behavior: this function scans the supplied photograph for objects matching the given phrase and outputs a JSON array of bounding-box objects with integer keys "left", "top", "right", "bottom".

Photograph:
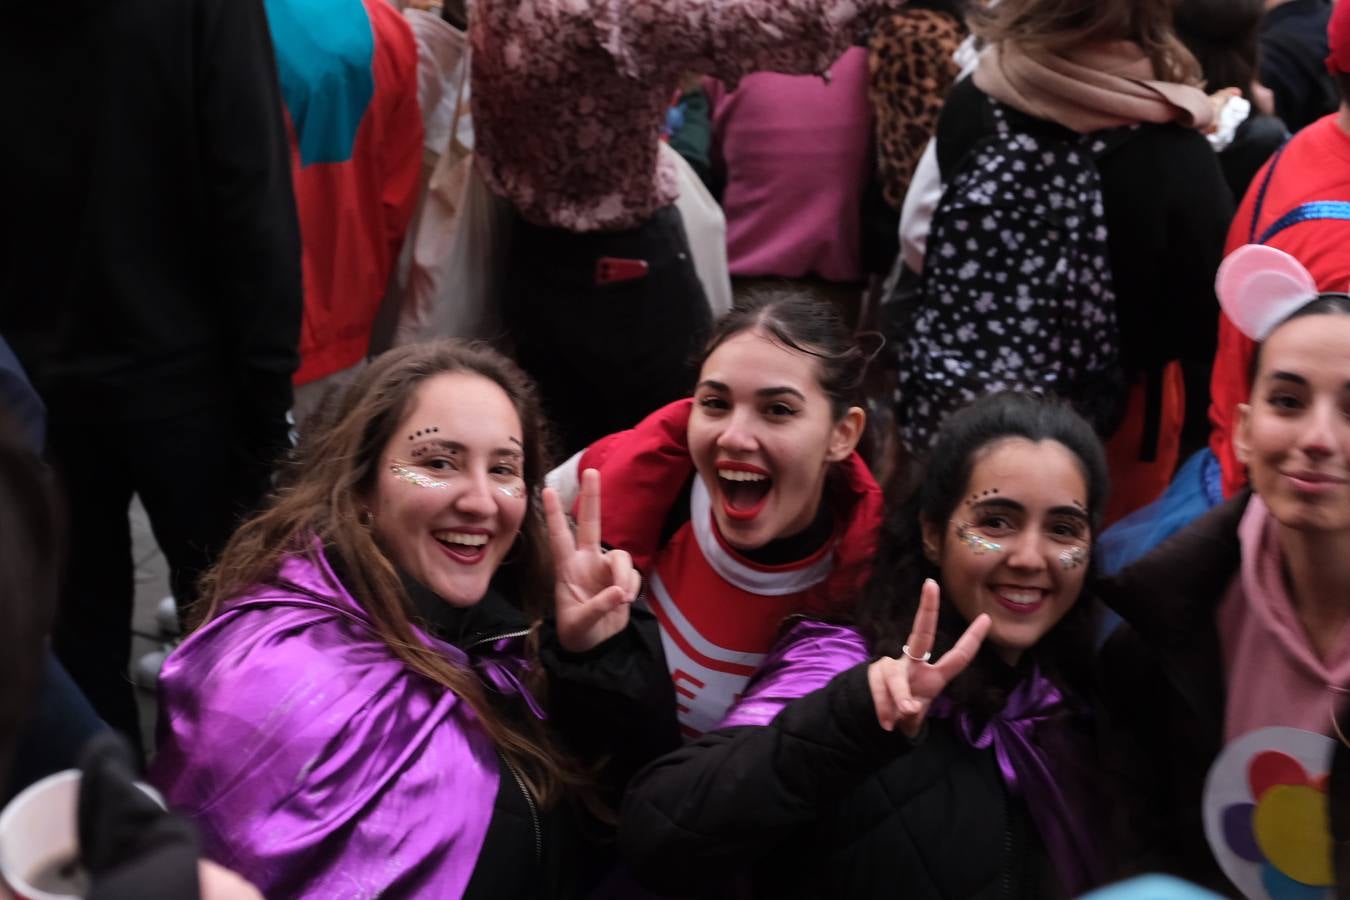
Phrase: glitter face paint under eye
[
  {"left": 496, "top": 483, "right": 525, "bottom": 499},
  {"left": 390, "top": 464, "right": 451, "bottom": 489},
  {"left": 955, "top": 523, "right": 1004, "bottom": 555},
  {"left": 1058, "top": 546, "right": 1088, "bottom": 570}
]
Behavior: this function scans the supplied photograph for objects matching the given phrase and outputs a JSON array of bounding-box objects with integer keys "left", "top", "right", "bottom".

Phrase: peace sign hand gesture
[
  {"left": 867, "top": 578, "right": 991, "bottom": 739},
  {"left": 543, "top": 468, "right": 641, "bottom": 653}
]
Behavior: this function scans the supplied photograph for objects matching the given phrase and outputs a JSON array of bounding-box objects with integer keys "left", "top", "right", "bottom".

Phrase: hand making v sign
[
  {"left": 868, "top": 579, "right": 991, "bottom": 739},
  {"left": 543, "top": 468, "right": 642, "bottom": 653}
]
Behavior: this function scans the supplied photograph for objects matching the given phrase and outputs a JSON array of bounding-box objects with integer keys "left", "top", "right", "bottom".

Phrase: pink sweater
[
  {"left": 707, "top": 47, "right": 873, "bottom": 282},
  {"left": 1217, "top": 496, "right": 1350, "bottom": 742}
]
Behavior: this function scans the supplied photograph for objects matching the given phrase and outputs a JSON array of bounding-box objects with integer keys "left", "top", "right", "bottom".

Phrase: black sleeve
[
  {"left": 197, "top": 0, "right": 303, "bottom": 508},
  {"left": 1259, "top": 27, "right": 1336, "bottom": 134},
  {"left": 1102, "top": 128, "right": 1234, "bottom": 375},
  {"left": 933, "top": 75, "right": 990, "bottom": 182},
  {"left": 1161, "top": 136, "right": 1234, "bottom": 368},
  {"left": 539, "top": 607, "right": 681, "bottom": 798},
  {"left": 1220, "top": 114, "right": 1288, "bottom": 202},
  {"left": 1095, "top": 627, "right": 1227, "bottom": 891},
  {"left": 1259, "top": 34, "right": 1306, "bottom": 132},
  {"left": 619, "top": 664, "right": 913, "bottom": 894},
  {"left": 1095, "top": 625, "right": 1177, "bottom": 879}
]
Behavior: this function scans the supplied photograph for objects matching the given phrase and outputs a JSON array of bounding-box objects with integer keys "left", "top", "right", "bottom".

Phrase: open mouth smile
[
  {"left": 990, "top": 585, "right": 1048, "bottom": 616},
  {"left": 432, "top": 528, "right": 490, "bottom": 564},
  {"left": 716, "top": 462, "right": 773, "bottom": 522}
]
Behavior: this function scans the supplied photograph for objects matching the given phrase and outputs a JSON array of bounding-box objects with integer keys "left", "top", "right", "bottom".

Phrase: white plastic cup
[{"left": 0, "top": 770, "right": 163, "bottom": 900}]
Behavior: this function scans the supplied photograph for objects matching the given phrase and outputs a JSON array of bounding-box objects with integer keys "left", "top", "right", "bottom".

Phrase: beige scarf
[{"left": 973, "top": 40, "right": 1214, "bottom": 134}]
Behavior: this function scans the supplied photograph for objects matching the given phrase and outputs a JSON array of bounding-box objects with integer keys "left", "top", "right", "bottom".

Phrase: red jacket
[
  {"left": 274, "top": 0, "right": 422, "bottom": 385},
  {"left": 1209, "top": 114, "right": 1350, "bottom": 496}
]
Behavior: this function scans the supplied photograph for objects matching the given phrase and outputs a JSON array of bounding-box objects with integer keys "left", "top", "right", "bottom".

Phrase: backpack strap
[
  {"left": 1257, "top": 200, "right": 1350, "bottom": 243},
  {"left": 1248, "top": 141, "right": 1291, "bottom": 242}
]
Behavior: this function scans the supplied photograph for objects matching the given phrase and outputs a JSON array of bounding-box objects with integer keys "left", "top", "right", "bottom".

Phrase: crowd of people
[{"left": 2, "top": 0, "right": 1350, "bottom": 897}]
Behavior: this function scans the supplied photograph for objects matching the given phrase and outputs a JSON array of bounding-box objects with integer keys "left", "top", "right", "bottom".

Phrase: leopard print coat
[{"left": 868, "top": 9, "right": 967, "bottom": 210}]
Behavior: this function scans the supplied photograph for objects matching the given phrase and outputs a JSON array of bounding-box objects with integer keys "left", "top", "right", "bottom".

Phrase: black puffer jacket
[
  {"left": 406, "top": 571, "right": 681, "bottom": 900},
  {"left": 620, "top": 663, "right": 1064, "bottom": 900},
  {"left": 1096, "top": 495, "right": 1248, "bottom": 893}
]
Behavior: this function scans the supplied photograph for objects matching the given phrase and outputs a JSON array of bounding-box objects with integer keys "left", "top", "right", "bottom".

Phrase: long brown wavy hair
[
  {"left": 971, "top": 0, "right": 1202, "bottom": 85},
  {"left": 192, "top": 340, "right": 577, "bottom": 807}
]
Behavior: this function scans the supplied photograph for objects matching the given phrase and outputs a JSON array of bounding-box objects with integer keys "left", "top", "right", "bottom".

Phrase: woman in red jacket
[{"left": 550, "top": 290, "right": 885, "bottom": 738}]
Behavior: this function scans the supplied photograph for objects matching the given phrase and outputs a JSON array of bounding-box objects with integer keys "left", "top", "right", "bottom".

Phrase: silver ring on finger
[{"left": 902, "top": 644, "right": 932, "bottom": 663}]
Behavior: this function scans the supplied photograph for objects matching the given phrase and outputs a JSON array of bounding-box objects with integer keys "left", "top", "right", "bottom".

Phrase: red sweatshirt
[
  {"left": 576, "top": 400, "right": 884, "bottom": 738},
  {"left": 270, "top": 0, "right": 423, "bottom": 385},
  {"left": 1210, "top": 114, "right": 1350, "bottom": 497}
]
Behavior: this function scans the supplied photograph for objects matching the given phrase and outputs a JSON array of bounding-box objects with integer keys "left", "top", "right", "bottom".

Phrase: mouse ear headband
[{"left": 1215, "top": 244, "right": 1318, "bottom": 342}]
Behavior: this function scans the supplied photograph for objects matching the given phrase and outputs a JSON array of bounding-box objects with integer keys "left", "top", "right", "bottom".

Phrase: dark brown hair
[
  {"left": 193, "top": 340, "right": 575, "bottom": 806},
  {"left": 856, "top": 393, "right": 1107, "bottom": 713},
  {"left": 701, "top": 287, "right": 869, "bottom": 421},
  {"left": 971, "top": 0, "right": 1203, "bottom": 85},
  {"left": 1174, "top": 0, "right": 1263, "bottom": 97}
]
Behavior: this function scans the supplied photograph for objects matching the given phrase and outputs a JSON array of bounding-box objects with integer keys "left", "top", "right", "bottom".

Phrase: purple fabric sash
[
  {"left": 471, "top": 635, "right": 547, "bottom": 721},
  {"left": 717, "top": 620, "right": 869, "bottom": 729},
  {"left": 931, "top": 670, "right": 1105, "bottom": 897},
  {"left": 151, "top": 545, "right": 534, "bottom": 898}
]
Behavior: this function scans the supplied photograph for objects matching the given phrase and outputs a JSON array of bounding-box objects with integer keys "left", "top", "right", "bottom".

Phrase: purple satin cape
[
  {"left": 931, "top": 673, "right": 1106, "bottom": 896},
  {"left": 150, "top": 545, "right": 537, "bottom": 898},
  {"left": 717, "top": 620, "right": 869, "bottom": 729},
  {"left": 718, "top": 620, "right": 1104, "bottom": 895}
]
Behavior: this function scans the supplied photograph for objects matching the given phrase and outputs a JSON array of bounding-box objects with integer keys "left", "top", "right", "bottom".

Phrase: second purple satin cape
[{"left": 151, "top": 546, "right": 527, "bottom": 898}]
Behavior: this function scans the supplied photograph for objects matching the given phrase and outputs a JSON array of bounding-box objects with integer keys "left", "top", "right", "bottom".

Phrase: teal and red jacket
[{"left": 266, "top": 0, "right": 423, "bottom": 385}]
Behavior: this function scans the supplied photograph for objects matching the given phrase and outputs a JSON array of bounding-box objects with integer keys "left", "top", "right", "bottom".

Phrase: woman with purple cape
[
  {"left": 151, "top": 340, "right": 676, "bottom": 898},
  {"left": 620, "top": 392, "right": 1119, "bottom": 899}
]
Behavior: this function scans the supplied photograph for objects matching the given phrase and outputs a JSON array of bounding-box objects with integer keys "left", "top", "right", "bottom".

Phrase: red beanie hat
[{"left": 1328, "top": 0, "right": 1350, "bottom": 75}]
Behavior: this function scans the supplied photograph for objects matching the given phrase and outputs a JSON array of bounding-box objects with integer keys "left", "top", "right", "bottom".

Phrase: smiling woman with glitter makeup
[
  {"left": 150, "top": 340, "right": 673, "bottom": 899},
  {"left": 621, "top": 392, "right": 1120, "bottom": 899}
]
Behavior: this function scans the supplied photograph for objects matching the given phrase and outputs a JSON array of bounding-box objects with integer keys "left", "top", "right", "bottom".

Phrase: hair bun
[{"left": 1215, "top": 244, "right": 1319, "bottom": 341}]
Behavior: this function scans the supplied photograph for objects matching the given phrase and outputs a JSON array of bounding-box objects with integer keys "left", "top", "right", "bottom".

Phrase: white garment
[
  {"left": 894, "top": 36, "right": 983, "bottom": 280},
  {"left": 664, "top": 142, "right": 733, "bottom": 319},
  {"left": 369, "top": 11, "right": 477, "bottom": 354},
  {"left": 383, "top": 20, "right": 512, "bottom": 347},
  {"left": 897, "top": 139, "right": 942, "bottom": 276},
  {"left": 404, "top": 10, "right": 472, "bottom": 157},
  {"left": 1207, "top": 95, "right": 1252, "bottom": 153}
]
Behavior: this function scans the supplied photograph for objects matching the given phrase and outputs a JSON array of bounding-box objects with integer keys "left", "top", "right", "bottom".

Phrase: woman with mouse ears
[
  {"left": 619, "top": 391, "right": 1119, "bottom": 899},
  {"left": 151, "top": 340, "right": 674, "bottom": 899},
  {"left": 547, "top": 289, "right": 886, "bottom": 742},
  {"left": 1096, "top": 244, "right": 1350, "bottom": 889}
]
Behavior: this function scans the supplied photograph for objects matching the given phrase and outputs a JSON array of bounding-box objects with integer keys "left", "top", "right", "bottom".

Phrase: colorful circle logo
[{"left": 1204, "top": 727, "right": 1336, "bottom": 899}]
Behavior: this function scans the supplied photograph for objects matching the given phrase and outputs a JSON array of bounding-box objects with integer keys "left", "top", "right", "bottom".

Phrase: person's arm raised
[
  {"left": 543, "top": 468, "right": 641, "bottom": 653},
  {"left": 869, "top": 579, "right": 991, "bottom": 738},
  {"left": 589, "top": 0, "right": 906, "bottom": 85},
  {"left": 621, "top": 579, "right": 989, "bottom": 891}
]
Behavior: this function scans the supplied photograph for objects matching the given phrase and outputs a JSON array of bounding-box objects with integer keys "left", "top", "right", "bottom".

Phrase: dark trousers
[
  {"left": 503, "top": 205, "right": 713, "bottom": 458},
  {"left": 45, "top": 404, "right": 244, "bottom": 751}
]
